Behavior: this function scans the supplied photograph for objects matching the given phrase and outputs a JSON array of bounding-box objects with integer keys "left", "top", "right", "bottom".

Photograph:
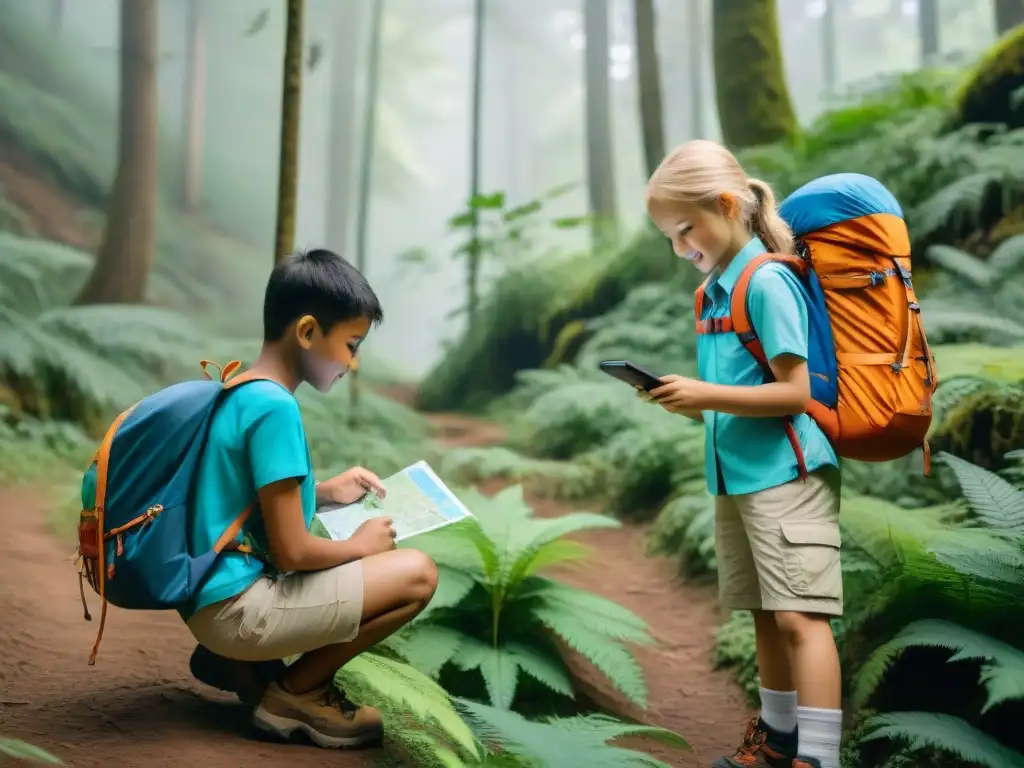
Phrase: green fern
[
  {"left": 938, "top": 452, "right": 1024, "bottom": 534},
  {"left": 396, "top": 485, "right": 652, "bottom": 710},
  {"left": 858, "top": 712, "right": 1024, "bottom": 768},
  {"left": 453, "top": 697, "right": 691, "bottom": 767},
  {"left": 852, "top": 619, "right": 1024, "bottom": 712},
  {"left": 336, "top": 650, "right": 483, "bottom": 766},
  {"left": 0, "top": 738, "right": 62, "bottom": 764}
]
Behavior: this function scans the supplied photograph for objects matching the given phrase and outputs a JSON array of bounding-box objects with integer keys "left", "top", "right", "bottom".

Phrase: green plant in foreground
[
  {"left": 0, "top": 738, "right": 62, "bottom": 764},
  {"left": 392, "top": 484, "right": 653, "bottom": 710}
]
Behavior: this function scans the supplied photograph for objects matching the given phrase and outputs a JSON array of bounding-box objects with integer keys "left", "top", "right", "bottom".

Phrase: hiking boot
[
  {"left": 792, "top": 759, "right": 823, "bottom": 768},
  {"left": 712, "top": 717, "right": 798, "bottom": 767},
  {"left": 253, "top": 681, "right": 384, "bottom": 749},
  {"left": 189, "top": 644, "right": 285, "bottom": 706}
]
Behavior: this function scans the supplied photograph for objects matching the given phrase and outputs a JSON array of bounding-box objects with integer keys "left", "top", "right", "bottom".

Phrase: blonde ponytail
[
  {"left": 747, "top": 178, "right": 795, "bottom": 255},
  {"left": 646, "top": 140, "right": 796, "bottom": 255}
]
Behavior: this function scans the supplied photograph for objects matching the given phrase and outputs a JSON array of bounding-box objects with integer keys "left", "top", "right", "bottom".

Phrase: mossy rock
[
  {"left": 929, "top": 386, "right": 1024, "bottom": 469},
  {"left": 953, "top": 24, "right": 1024, "bottom": 129}
]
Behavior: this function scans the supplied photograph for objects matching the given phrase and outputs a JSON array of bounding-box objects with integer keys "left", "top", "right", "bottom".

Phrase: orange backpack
[{"left": 694, "top": 173, "right": 938, "bottom": 475}]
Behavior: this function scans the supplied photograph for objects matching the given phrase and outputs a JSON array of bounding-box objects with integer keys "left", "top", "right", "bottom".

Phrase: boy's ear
[
  {"left": 295, "top": 315, "right": 317, "bottom": 349},
  {"left": 719, "top": 193, "right": 739, "bottom": 219}
]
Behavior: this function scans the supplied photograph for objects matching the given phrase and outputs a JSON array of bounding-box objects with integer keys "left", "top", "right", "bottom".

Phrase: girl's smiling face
[{"left": 649, "top": 199, "right": 737, "bottom": 274}]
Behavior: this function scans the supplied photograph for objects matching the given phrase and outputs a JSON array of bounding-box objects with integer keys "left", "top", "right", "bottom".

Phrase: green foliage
[
  {"left": 0, "top": 738, "right": 62, "bottom": 764},
  {"left": 859, "top": 713, "right": 1024, "bottom": 768},
  {"left": 453, "top": 697, "right": 691, "bottom": 767},
  {"left": 647, "top": 495, "right": 716, "bottom": 577},
  {"left": 953, "top": 22, "right": 1024, "bottom": 129},
  {"left": 713, "top": 612, "right": 759, "bottom": 705},
  {"left": 392, "top": 485, "right": 653, "bottom": 711}
]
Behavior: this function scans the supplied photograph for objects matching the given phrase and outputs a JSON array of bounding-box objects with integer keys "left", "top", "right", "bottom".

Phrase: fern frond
[
  {"left": 502, "top": 640, "right": 576, "bottom": 699},
  {"left": 858, "top": 712, "right": 1024, "bottom": 768},
  {"left": 452, "top": 636, "right": 521, "bottom": 710},
  {"left": 939, "top": 452, "right": 1024, "bottom": 534},
  {"left": 504, "top": 512, "right": 620, "bottom": 588},
  {"left": 390, "top": 623, "right": 467, "bottom": 678},
  {"left": 455, "top": 698, "right": 690, "bottom": 767},
  {"left": 336, "top": 651, "right": 481, "bottom": 761},
  {"left": 852, "top": 619, "right": 1024, "bottom": 711},
  {"left": 989, "top": 233, "right": 1024, "bottom": 278},
  {"left": 924, "top": 244, "right": 993, "bottom": 286},
  {"left": 0, "top": 738, "right": 62, "bottom": 765}
]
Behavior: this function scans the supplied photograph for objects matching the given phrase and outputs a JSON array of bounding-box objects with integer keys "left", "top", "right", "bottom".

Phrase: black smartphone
[{"left": 598, "top": 360, "right": 663, "bottom": 392}]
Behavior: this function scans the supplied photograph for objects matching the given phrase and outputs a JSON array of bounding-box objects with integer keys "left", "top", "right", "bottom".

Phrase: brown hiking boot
[
  {"left": 791, "top": 759, "right": 823, "bottom": 768},
  {"left": 712, "top": 717, "right": 797, "bottom": 767},
  {"left": 253, "top": 681, "right": 384, "bottom": 749},
  {"left": 189, "top": 644, "right": 285, "bottom": 706}
]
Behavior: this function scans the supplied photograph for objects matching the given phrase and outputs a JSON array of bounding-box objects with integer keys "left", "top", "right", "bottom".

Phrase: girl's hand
[
  {"left": 317, "top": 467, "right": 387, "bottom": 506},
  {"left": 648, "top": 374, "right": 712, "bottom": 413}
]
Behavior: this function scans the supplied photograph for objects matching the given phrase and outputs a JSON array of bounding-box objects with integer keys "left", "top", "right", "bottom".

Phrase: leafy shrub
[
  {"left": 647, "top": 495, "right": 716, "bottom": 577},
  {"left": 438, "top": 446, "right": 599, "bottom": 501},
  {"left": 393, "top": 485, "right": 653, "bottom": 711},
  {"left": 713, "top": 612, "right": 759, "bottom": 706}
]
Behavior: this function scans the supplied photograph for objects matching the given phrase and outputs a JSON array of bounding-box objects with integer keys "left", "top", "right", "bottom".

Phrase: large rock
[{"left": 953, "top": 25, "right": 1024, "bottom": 129}]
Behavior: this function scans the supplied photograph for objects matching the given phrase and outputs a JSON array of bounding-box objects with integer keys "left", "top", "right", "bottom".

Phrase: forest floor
[{"left": 0, "top": 407, "right": 750, "bottom": 767}]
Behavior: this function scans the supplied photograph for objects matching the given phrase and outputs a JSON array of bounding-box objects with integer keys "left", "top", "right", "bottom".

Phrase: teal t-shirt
[
  {"left": 178, "top": 380, "right": 317, "bottom": 621},
  {"left": 697, "top": 237, "right": 838, "bottom": 495}
]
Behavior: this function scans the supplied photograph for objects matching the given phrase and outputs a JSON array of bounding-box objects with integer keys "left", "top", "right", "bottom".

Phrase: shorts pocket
[{"left": 780, "top": 521, "right": 841, "bottom": 599}]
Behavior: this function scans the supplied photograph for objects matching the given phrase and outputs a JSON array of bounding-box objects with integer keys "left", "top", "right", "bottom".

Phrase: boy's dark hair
[{"left": 263, "top": 248, "right": 383, "bottom": 341}]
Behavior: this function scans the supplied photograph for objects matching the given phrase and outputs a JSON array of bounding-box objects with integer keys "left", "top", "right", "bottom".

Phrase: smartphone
[{"left": 598, "top": 360, "right": 663, "bottom": 392}]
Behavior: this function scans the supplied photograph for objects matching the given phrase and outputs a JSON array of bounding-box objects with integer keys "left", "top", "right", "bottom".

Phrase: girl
[{"left": 644, "top": 140, "right": 843, "bottom": 768}]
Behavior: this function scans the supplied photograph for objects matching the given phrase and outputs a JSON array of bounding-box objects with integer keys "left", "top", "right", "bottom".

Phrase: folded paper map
[{"left": 314, "top": 460, "right": 473, "bottom": 542}]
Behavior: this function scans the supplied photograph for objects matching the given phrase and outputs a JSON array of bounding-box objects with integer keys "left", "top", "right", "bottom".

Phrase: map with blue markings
[{"left": 315, "top": 460, "right": 473, "bottom": 542}]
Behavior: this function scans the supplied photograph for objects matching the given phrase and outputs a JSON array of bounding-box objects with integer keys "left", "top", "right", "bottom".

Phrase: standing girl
[{"left": 644, "top": 140, "right": 843, "bottom": 768}]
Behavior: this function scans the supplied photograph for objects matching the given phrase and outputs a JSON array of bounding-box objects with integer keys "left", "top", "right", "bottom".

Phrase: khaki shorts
[
  {"left": 715, "top": 467, "right": 842, "bottom": 616},
  {"left": 187, "top": 560, "right": 364, "bottom": 662}
]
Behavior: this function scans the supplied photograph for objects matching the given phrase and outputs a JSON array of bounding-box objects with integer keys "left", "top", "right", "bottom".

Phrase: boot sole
[{"left": 252, "top": 705, "right": 384, "bottom": 749}]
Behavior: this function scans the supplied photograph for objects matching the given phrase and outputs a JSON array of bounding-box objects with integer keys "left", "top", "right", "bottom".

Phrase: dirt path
[
  {"left": 433, "top": 414, "right": 753, "bottom": 766},
  {"left": 0, "top": 487, "right": 374, "bottom": 768},
  {"left": 0, "top": 409, "right": 750, "bottom": 768}
]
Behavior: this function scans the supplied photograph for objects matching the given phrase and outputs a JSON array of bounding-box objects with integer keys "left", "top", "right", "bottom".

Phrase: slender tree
[
  {"left": 274, "top": 0, "right": 305, "bottom": 264},
  {"left": 325, "top": 1, "right": 366, "bottom": 258},
  {"left": 349, "top": 0, "right": 385, "bottom": 428},
  {"left": 75, "top": 0, "right": 158, "bottom": 305},
  {"left": 688, "top": 0, "right": 706, "bottom": 139},
  {"left": 466, "top": 0, "right": 486, "bottom": 327},
  {"left": 51, "top": 0, "right": 64, "bottom": 34},
  {"left": 918, "top": 0, "right": 939, "bottom": 64},
  {"left": 711, "top": 0, "right": 797, "bottom": 148},
  {"left": 583, "top": 0, "right": 617, "bottom": 247},
  {"left": 633, "top": 0, "right": 666, "bottom": 178},
  {"left": 181, "top": 0, "right": 206, "bottom": 212},
  {"left": 822, "top": 0, "right": 837, "bottom": 94},
  {"left": 995, "top": 0, "right": 1024, "bottom": 34}
]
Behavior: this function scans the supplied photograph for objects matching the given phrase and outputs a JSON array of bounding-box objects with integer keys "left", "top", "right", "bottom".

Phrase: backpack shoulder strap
[
  {"left": 728, "top": 253, "right": 811, "bottom": 481},
  {"left": 729, "top": 253, "right": 808, "bottom": 376}
]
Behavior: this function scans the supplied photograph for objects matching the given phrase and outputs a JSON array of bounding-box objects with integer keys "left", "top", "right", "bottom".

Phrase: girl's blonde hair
[{"left": 645, "top": 139, "right": 795, "bottom": 255}]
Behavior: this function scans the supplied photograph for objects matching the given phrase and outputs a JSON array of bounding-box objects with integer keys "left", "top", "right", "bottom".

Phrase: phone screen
[{"left": 598, "top": 360, "right": 662, "bottom": 392}]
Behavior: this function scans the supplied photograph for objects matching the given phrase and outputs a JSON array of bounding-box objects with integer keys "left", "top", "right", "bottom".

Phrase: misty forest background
[{"left": 3, "top": 1, "right": 1024, "bottom": 768}]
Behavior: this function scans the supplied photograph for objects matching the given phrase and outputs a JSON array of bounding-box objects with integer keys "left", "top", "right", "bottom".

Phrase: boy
[{"left": 183, "top": 248, "right": 438, "bottom": 748}]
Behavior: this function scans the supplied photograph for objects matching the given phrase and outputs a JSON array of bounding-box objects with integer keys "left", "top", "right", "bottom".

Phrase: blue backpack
[{"left": 76, "top": 360, "right": 268, "bottom": 664}]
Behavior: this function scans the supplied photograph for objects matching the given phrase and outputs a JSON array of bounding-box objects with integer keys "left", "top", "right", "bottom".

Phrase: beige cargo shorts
[
  {"left": 715, "top": 467, "right": 842, "bottom": 616},
  {"left": 186, "top": 560, "right": 364, "bottom": 662}
]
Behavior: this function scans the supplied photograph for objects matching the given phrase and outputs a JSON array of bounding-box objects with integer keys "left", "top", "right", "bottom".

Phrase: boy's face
[{"left": 295, "top": 315, "right": 372, "bottom": 392}]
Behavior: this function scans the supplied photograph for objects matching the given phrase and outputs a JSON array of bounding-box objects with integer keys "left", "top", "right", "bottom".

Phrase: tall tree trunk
[
  {"left": 583, "top": 0, "right": 617, "bottom": 247},
  {"left": 467, "top": 0, "right": 485, "bottom": 328},
  {"left": 51, "top": 0, "right": 64, "bottom": 34},
  {"left": 711, "top": 0, "right": 797, "bottom": 148},
  {"left": 688, "top": 0, "right": 706, "bottom": 138},
  {"left": 822, "top": 0, "right": 837, "bottom": 94},
  {"left": 325, "top": 1, "right": 365, "bottom": 258},
  {"left": 348, "top": 0, "right": 384, "bottom": 429},
  {"left": 181, "top": 0, "right": 206, "bottom": 212},
  {"left": 633, "top": 0, "right": 665, "bottom": 177},
  {"left": 274, "top": 0, "right": 305, "bottom": 265},
  {"left": 75, "top": 0, "right": 158, "bottom": 306},
  {"left": 995, "top": 0, "right": 1024, "bottom": 34},
  {"left": 918, "top": 0, "right": 939, "bottom": 65}
]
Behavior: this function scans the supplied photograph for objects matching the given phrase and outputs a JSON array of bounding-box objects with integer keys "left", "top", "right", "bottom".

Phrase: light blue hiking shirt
[
  {"left": 178, "top": 381, "right": 316, "bottom": 620},
  {"left": 697, "top": 237, "right": 838, "bottom": 495}
]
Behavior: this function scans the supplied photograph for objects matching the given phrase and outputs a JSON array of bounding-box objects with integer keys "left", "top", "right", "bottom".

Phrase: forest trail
[
  {"left": 0, "top": 402, "right": 750, "bottom": 768},
  {"left": 428, "top": 410, "right": 754, "bottom": 766}
]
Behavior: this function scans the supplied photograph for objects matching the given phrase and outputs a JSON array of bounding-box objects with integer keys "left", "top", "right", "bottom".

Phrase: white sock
[
  {"left": 758, "top": 686, "right": 798, "bottom": 733},
  {"left": 797, "top": 705, "right": 842, "bottom": 768}
]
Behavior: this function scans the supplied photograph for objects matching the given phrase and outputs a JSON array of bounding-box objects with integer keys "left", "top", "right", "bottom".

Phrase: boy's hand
[
  {"left": 648, "top": 374, "right": 712, "bottom": 413},
  {"left": 317, "top": 466, "right": 387, "bottom": 505},
  {"left": 350, "top": 516, "right": 397, "bottom": 557}
]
